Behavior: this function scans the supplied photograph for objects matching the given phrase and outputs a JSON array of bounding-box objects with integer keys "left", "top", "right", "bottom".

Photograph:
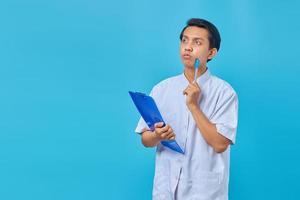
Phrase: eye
[
  {"left": 195, "top": 40, "right": 202, "bottom": 45},
  {"left": 181, "top": 38, "right": 188, "bottom": 43}
]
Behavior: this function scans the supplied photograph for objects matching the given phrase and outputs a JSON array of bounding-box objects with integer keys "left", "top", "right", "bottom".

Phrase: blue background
[{"left": 1, "top": 0, "right": 299, "bottom": 199}]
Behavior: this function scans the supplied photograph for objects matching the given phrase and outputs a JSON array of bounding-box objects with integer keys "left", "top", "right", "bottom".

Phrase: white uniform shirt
[{"left": 135, "top": 69, "right": 238, "bottom": 200}]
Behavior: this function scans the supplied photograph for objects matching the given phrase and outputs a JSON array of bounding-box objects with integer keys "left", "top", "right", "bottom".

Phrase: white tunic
[{"left": 135, "top": 69, "right": 238, "bottom": 200}]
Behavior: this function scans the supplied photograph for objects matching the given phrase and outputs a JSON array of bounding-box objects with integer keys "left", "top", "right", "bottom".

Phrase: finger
[
  {"left": 192, "top": 81, "right": 200, "bottom": 89},
  {"left": 183, "top": 88, "right": 188, "bottom": 95},
  {"left": 190, "top": 85, "right": 200, "bottom": 93},
  {"left": 193, "top": 82, "right": 200, "bottom": 89},
  {"left": 189, "top": 83, "right": 198, "bottom": 89},
  {"left": 169, "top": 136, "right": 175, "bottom": 140},
  {"left": 166, "top": 132, "right": 175, "bottom": 140},
  {"left": 162, "top": 126, "right": 171, "bottom": 132},
  {"left": 156, "top": 125, "right": 169, "bottom": 136},
  {"left": 167, "top": 133, "right": 176, "bottom": 140},
  {"left": 161, "top": 126, "right": 171, "bottom": 135},
  {"left": 156, "top": 127, "right": 165, "bottom": 135},
  {"left": 154, "top": 127, "right": 163, "bottom": 135},
  {"left": 162, "top": 131, "right": 173, "bottom": 139},
  {"left": 167, "top": 130, "right": 174, "bottom": 138},
  {"left": 161, "top": 132, "right": 168, "bottom": 139},
  {"left": 155, "top": 122, "right": 164, "bottom": 128},
  {"left": 183, "top": 87, "right": 191, "bottom": 95},
  {"left": 189, "top": 84, "right": 198, "bottom": 91},
  {"left": 160, "top": 124, "right": 169, "bottom": 132},
  {"left": 166, "top": 128, "right": 174, "bottom": 136},
  {"left": 163, "top": 129, "right": 172, "bottom": 138}
]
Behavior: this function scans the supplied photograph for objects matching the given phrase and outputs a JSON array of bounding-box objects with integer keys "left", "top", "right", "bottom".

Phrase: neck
[{"left": 184, "top": 65, "right": 207, "bottom": 83}]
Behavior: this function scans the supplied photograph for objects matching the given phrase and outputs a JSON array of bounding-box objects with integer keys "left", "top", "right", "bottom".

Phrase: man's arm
[
  {"left": 183, "top": 82, "right": 231, "bottom": 153},
  {"left": 189, "top": 104, "right": 232, "bottom": 153}
]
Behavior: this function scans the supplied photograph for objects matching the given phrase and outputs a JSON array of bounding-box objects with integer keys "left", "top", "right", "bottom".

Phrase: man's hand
[
  {"left": 141, "top": 122, "right": 175, "bottom": 147},
  {"left": 183, "top": 81, "right": 202, "bottom": 110},
  {"left": 154, "top": 122, "right": 176, "bottom": 141}
]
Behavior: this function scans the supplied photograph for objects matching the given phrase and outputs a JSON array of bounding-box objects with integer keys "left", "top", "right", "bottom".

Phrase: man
[{"left": 135, "top": 18, "right": 238, "bottom": 200}]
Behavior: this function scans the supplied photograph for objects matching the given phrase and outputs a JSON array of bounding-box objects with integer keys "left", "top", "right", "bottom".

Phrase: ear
[{"left": 207, "top": 48, "right": 218, "bottom": 60}]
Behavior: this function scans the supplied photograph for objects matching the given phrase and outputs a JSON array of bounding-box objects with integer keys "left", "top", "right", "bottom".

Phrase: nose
[{"left": 184, "top": 44, "right": 193, "bottom": 52}]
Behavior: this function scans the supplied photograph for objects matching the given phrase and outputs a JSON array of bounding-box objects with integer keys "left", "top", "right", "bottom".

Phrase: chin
[
  {"left": 183, "top": 61, "right": 194, "bottom": 69},
  {"left": 181, "top": 60, "right": 192, "bottom": 67},
  {"left": 183, "top": 64, "right": 194, "bottom": 70}
]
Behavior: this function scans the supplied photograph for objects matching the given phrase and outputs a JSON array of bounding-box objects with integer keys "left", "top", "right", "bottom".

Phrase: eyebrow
[{"left": 182, "top": 35, "right": 205, "bottom": 41}]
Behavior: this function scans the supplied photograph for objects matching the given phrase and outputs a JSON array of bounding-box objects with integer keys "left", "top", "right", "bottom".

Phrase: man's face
[{"left": 180, "top": 26, "right": 216, "bottom": 68}]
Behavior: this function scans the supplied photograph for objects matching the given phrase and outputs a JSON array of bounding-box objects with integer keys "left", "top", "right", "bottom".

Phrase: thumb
[{"left": 155, "top": 122, "right": 164, "bottom": 128}]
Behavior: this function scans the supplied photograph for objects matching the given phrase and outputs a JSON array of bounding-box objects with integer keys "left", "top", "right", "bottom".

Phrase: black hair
[{"left": 180, "top": 18, "right": 221, "bottom": 61}]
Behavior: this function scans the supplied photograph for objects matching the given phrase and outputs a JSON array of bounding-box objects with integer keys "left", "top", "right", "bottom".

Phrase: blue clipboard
[{"left": 129, "top": 91, "right": 184, "bottom": 154}]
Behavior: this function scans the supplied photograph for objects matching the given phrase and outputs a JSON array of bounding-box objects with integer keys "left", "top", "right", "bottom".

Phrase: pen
[{"left": 194, "top": 58, "right": 200, "bottom": 82}]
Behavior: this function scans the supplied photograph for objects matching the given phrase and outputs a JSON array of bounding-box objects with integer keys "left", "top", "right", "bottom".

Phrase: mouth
[{"left": 182, "top": 54, "right": 192, "bottom": 60}]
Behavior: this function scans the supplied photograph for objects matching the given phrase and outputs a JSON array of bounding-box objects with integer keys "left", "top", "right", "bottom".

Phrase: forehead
[{"left": 182, "top": 26, "right": 209, "bottom": 40}]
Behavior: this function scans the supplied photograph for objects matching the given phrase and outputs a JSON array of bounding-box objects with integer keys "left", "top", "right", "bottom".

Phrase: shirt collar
[{"left": 181, "top": 68, "right": 211, "bottom": 86}]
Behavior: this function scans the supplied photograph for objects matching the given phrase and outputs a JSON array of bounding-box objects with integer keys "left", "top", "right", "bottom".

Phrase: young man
[{"left": 135, "top": 18, "right": 238, "bottom": 200}]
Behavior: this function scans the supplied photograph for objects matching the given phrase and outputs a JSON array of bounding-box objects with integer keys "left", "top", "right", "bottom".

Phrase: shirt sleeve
[
  {"left": 210, "top": 88, "right": 239, "bottom": 144},
  {"left": 134, "top": 85, "right": 158, "bottom": 135},
  {"left": 134, "top": 117, "right": 149, "bottom": 134}
]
